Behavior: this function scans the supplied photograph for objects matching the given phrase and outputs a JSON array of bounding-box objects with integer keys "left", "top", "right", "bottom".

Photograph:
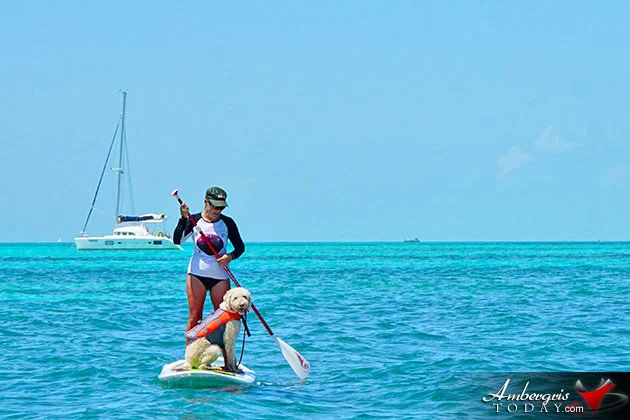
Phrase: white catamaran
[{"left": 75, "top": 91, "right": 181, "bottom": 251}]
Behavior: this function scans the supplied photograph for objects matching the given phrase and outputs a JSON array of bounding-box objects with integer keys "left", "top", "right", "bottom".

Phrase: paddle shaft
[{"left": 173, "top": 194, "right": 275, "bottom": 336}]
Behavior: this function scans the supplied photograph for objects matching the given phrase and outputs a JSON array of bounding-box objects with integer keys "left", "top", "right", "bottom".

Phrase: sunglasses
[{"left": 206, "top": 200, "right": 225, "bottom": 210}]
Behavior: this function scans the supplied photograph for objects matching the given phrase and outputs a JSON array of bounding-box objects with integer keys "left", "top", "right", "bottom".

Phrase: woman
[{"left": 173, "top": 187, "right": 245, "bottom": 342}]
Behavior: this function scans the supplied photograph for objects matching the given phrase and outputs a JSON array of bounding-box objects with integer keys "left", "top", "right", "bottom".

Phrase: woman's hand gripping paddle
[{"left": 172, "top": 189, "right": 311, "bottom": 379}]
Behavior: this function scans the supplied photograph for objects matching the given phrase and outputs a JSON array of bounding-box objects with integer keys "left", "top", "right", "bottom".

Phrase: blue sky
[{"left": 1, "top": 1, "right": 629, "bottom": 242}]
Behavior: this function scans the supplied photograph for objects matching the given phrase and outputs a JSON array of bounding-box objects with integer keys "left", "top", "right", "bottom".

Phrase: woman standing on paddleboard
[{"left": 173, "top": 187, "right": 245, "bottom": 343}]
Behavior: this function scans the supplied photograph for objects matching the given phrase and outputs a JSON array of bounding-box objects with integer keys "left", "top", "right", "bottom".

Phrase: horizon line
[{"left": 2, "top": 240, "right": 629, "bottom": 245}]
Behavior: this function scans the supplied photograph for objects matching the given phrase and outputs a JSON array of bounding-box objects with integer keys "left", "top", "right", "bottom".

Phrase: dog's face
[{"left": 220, "top": 287, "right": 251, "bottom": 315}]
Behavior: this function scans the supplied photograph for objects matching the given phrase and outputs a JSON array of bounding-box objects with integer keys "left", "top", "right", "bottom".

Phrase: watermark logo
[
  {"left": 481, "top": 376, "right": 629, "bottom": 416},
  {"left": 576, "top": 378, "right": 628, "bottom": 414},
  {"left": 482, "top": 379, "right": 579, "bottom": 414}
]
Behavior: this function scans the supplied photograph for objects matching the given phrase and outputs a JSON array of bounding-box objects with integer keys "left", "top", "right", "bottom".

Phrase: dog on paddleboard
[{"left": 177, "top": 287, "right": 251, "bottom": 372}]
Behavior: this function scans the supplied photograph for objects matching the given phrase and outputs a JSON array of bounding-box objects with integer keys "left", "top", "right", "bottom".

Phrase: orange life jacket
[{"left": 185, "top": 308, "right": 241, "bottom": 340}]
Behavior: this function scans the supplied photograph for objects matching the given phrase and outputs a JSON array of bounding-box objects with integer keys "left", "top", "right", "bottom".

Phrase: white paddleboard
[{"left": 158, "top": 357, "right": 255, "bottom": 388}]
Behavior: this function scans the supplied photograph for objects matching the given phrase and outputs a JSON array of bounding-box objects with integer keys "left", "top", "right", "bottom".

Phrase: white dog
[{"left": 179, "top": 287, "right": 251, "bottom": 372}]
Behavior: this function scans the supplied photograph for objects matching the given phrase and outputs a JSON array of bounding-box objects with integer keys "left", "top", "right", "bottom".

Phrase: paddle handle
[{"left": 171, "top": 189, "right": 275, "bottom": 336}]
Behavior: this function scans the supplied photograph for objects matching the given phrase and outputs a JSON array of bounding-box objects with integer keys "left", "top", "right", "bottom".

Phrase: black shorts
[{"left": 191, "top": 274, "right": 229, "bottom": 291}]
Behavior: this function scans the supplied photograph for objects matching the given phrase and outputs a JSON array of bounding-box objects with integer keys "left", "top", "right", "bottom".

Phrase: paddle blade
[{"left": 273, "top": 336, "right": 310, "bottom": 380}]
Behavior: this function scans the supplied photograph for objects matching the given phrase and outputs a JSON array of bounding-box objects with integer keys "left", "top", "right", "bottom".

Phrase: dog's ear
[
  {"left": 223, "top": 289, "right": 234, "bottom": 302},
  {"left": 219, "top": 289, "right": 233, "bottom": 311}
]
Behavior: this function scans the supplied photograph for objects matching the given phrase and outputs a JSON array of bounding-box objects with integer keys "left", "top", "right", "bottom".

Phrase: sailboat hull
[{"left": 75, "top": 235, "right": 182, "bottom": 251}]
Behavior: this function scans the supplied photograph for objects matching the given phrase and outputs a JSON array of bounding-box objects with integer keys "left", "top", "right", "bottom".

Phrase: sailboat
[{"left": 74, "top": 91, "right": 182, "bottom": 251}]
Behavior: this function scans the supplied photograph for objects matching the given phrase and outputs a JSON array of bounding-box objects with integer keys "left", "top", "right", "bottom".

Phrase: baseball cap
[{"left": 205, "top": 187, "right": 228, "bottom": 207}]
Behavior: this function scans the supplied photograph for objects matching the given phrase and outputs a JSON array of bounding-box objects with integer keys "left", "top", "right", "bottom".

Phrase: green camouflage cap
[{"left": 205, "top": 187, "right": 228, "bottom": 207}]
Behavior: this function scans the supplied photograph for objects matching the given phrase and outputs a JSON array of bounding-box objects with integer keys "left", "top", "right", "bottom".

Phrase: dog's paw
[
  {"left": 173, "top": 362, "right": 191, "bottom": 371},
  {"left": 222, "top": 364, "right": 242, "bottom": 374}
]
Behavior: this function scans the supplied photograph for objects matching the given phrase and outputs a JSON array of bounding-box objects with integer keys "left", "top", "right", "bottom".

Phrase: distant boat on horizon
[
  {"left": 404, "top": 238, "right": 420, "bottom": 243},
  {"left": 74, "top": 91, "right": 181, "bottom": 251}
]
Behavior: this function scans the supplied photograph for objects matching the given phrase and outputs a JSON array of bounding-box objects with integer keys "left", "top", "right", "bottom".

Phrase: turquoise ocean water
[{"left": 1, "top": 242, "right": 629, "bottom": 418}]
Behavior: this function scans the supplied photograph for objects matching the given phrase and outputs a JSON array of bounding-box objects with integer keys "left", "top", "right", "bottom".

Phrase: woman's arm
[
  {"left": 222, "top": 215, "right": 245, "bottom": 259},
  {"left": 173, "top": 217, "right": 193, "bottom": 244}
]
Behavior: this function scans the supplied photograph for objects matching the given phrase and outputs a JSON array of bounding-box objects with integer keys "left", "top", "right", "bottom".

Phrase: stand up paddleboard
[{"left": 158, "top": 357, "right": 255, "bottom": 388}]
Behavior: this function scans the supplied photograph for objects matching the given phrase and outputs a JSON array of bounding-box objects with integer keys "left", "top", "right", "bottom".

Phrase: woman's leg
[
  {"left": 210, "top": 279, "right": 231, "bottom": 311},
  {"left": 209, "top": 279, "right": 231, "bottom": 367},
  {"left": 186, "top": 274, "right": 207, "bottom": 344}
]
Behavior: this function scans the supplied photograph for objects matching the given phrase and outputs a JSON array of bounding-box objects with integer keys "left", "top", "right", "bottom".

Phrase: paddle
[{"left": 171, "top": 189, "right": 311, "bottom": 379}]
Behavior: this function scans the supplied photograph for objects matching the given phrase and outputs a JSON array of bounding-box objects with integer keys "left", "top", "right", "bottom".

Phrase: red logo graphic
[
  {"left": 297, "top": 353, "right": 310, "bottom": 370},
  {"left": 576, "top": 379, "right": 628, "bottom": 414}
]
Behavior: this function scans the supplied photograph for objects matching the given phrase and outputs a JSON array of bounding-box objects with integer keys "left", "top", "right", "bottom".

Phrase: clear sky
[{"left": 1, "top": 1, "right": 629, "bottom": 242}]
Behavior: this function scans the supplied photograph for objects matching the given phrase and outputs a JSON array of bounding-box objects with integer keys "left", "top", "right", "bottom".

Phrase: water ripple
[{"left": 0, "top": 242, "right": 628, "bottom": 418}]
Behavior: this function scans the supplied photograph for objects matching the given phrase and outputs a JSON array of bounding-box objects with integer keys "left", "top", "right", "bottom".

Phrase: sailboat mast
[{"left": 114, "top": 91, "right": 127, "bottom": 227}]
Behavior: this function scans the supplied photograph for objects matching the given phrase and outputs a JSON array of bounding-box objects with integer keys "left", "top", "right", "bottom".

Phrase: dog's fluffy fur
[{"left": 179, "top": 287, "right": 251, "bottom": 372}]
